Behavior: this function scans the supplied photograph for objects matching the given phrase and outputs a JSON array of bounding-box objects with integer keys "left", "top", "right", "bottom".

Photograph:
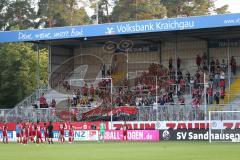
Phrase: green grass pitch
[{"left": 0, "top": 141, "right": 239, "bottom": 160}]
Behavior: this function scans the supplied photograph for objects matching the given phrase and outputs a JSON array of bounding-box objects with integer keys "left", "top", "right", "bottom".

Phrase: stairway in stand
[
  {"left": 224, "top": 75, "right": 240, "bottom": 104},
  {"left": 111, "top": 72, "right": 126, "bottom": 86}
]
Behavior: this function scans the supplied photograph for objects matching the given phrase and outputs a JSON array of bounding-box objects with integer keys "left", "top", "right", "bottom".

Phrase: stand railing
[{"left": 1, "top": 104, "right": 239, "bottom": 122}]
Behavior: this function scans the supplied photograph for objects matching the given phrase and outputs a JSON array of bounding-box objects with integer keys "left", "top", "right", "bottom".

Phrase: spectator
[
  {"left": 220, "top": 71, "right": 225, "bottom": 80},
  {"left": 63, "top": 81, "right": 70, "bottom": 92},
  {"left": 77, "top": 89, "right": 80, "bottom": 97},
  {"left": 177, "top": 57, "right": 181, "bottom": 70},
  {"left": 102, "top": 64, "right": 106, "bottom": 77},
  {"left": 169, "top": 57, "right": 173, "bottom": 70},
  {"left": 190, "top": 77, "right": 194, "bottom": 85},
  {"left": 221, "top": 59, "right": 227, "bottom": 72},
  {"left": 82, "top": 83, "right": 88, "bottom": 96},
  {"left": 216, "top": 59, "right": 220, "bottom": 69},
  {"left": 219, "top": 79, "right": 225, "bottom": 91},
  {"left": 202, "top": 52, "right": 207, "bottom": 64},
  {"left": 50, "top": 99, "right": 56, "bottom": 108},
  {"left": 66, "top": 96, "right": 71, "bottom": 108},
  {"left": 107, "top": 69, "right": 111, "bottom": 76},
  {"left": 196, "top": 54, "right": 202, "bottom": 69},
  {"left": 202, "top": 61, "right": 208, "bottom": 71},
  {"left": 220, "top": 87, "right": 225, "bottom": 103},
  {"left": 208, "top": 86, "right": 213, "bottom": 104},
  {"left": 230, "top": 56, "right": 237, "bottom": 75},
  {"left": 220, "top": 71, "right": 225, "bottom": 90},
  {"left": 179, "top": 96, "right": 185, "bottom": 105},
  {"left": 192, "top": 97, "right": 200, "bottom": 108},
  {"left": 210, "top": 58, "right": 215, "bottom": 73},
  {"left": 39, "top": 93, "right": 48, "bottom": 108},
  {"left": 214, "top": 90, "right": 220, "bottom": 105},
  {"left": 213, "top": 73, "right": 220, "bottom": 89},
  {"left": 89, "top": 84, "right": 95, "bottom": 97},
  {"left": 159, "top": 97, "right": 165, "bottom": 105},
  {"left": 72, "top": 92, "right": 77, "bottom": 107},
  {"left": 186, "top": 71, "right": 190, "bottom": 83}
]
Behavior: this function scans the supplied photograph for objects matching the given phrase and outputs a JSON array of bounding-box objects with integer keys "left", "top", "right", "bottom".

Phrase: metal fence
[
  {"left": 0, "top": 108, "right": 58, "bottom": 122},
  {"left": 137, "top": 104, "right": 240, "bottom": 121},
  {"left": 0, "top": 104, "right": 240, "bottom": 122}
]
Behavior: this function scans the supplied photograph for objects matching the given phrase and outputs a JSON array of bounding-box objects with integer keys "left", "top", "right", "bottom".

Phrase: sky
[{"left": 215, "top": 0, "right": 240, "bottom": 13}]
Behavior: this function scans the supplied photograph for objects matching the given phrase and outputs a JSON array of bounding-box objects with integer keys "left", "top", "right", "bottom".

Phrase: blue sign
[
  {"left": 0, "top": 131, "right": 14, "bottom": 138},
  {"left": 0, "top": 13, "right": 240, "bottom": 43}
]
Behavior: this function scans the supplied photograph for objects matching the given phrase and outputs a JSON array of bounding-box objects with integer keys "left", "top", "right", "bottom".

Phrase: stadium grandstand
[{"left": 0, "top": 13, "right": 240, "bottom": 124}]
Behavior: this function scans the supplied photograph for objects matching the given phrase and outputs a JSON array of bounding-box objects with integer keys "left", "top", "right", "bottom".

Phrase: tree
[
  {"left": 37, "top": 0, "right": 90, "bottom": 28},
  {"left": 0, "top": 43, "right": 48, "bottom": 108},
  {"left": 3, "top": 0, "right": 36, "bottom": 30},
  {"left": 0, "top": 0, "right": 49, "bottom": 108},
  {"left": 38, "top": 48, "right": 49, "bottom": 87},
  {"left": 0, "top": 0, "right": 8, "bottom": 30},
  {"left": 214, "top": 4, "right": 229, "bottom": 14},
  {"left": 161, "top": 0, "right": 229, "bottom": 18},
  {"left": 111, "top": 0, "right": 166, "bottom": 22},
  {"left": 88, "top": 0, "right": 113, "bottom": 24},
  {"left": 62, "top": 0, "right": 90, "bottom": 26}
]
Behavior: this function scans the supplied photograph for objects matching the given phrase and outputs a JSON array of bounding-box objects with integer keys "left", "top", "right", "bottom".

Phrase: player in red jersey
[
  {"left": 68, "top": 125, "right": 74, "bottom": 143},
  {"left": 43, "top": 123, "right": 48, "bottom": 142},
  {"left": 30, "top": 124, "right": 37, "bottom": 143},
  {"left": 123, "top": 121, "right": 128, "bottom": 141},
  {"left": 59, "top": 123, "right": 65, "bottom": 143},
  {"left": 21, "top": 122, "right": 26, "bottom": 144},
  {"left": 28, "top": 123, "right": 33, "bottom": 142},
  {"left": 36, "top": 124, "right": 43, "bottom": 144},
  {"left": 26, "top": 123, "right": 30, "bottom": 144},
  {"left": 2, "top": 123, "right": 8, "bottom": 144},
  {"left": 22, "top": 125, "right": 28, "bottom": 145}
]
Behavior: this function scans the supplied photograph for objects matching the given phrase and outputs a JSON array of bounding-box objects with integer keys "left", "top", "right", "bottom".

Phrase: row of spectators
[{"left": 170, "top": 54, "right": 237, "bottom": 75}]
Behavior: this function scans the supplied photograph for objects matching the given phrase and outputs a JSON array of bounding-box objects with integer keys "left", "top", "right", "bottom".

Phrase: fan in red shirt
[
  {"left": 39, "top": 93, "right": 48, "bottom": 108},
  {"left": 220, "top": 88, "right": 225, "bottom": 101},
  {"left": 2, "top": 123, "right": 8, "bottom": 144},
  {"left": 89, "top": 84, "right": 95, "bottom": 97},
  {"left": 192, "top": 97, "right": 200, "bottom": 108},
  {"left": 68, "top": 124, "right": 74, "bottom": 143},
  {"left": 123, "top": 121, "right": 128, "bottom": 141},
  {"left": 59, "top": 123, "right": 65, "bottom": 143}
]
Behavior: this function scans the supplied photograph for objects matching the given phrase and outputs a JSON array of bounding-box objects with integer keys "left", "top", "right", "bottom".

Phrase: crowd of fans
[
  {"left": 51, "top": 54, "right": 238, "bottom": 111},
  {"left": 34, "top": 54, "right": 238, "bottom": 121}
]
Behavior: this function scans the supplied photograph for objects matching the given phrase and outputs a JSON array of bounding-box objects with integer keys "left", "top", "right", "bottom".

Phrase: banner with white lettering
[
  {"left": 48, "top": 130, "right": 99, "bottom": 141},
  {"left": 160, "top": 129, "right": 240, "bottom": 141},
  {"left": 104, "top": 130, "right": 159, "bottom": 141},
  {"left": 1, "top": 13, "right": 240, "bottom": 43},
  {"left": 109, "top": 121, "right": 240, "bottom": 130}
]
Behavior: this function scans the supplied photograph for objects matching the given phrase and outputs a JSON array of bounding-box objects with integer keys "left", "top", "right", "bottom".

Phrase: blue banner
[{"left": 0, "top": 13, "right": 240, "bottom": 43}]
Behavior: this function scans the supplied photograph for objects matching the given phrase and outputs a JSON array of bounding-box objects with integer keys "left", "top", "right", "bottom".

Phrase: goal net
[{"left": 209, "top": 111, "right": 240, "bottom": 143}]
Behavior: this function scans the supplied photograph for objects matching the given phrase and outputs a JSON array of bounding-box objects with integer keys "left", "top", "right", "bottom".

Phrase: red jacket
[{"left": 40, "top": 96, "right": 46, "bottom": 105}]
